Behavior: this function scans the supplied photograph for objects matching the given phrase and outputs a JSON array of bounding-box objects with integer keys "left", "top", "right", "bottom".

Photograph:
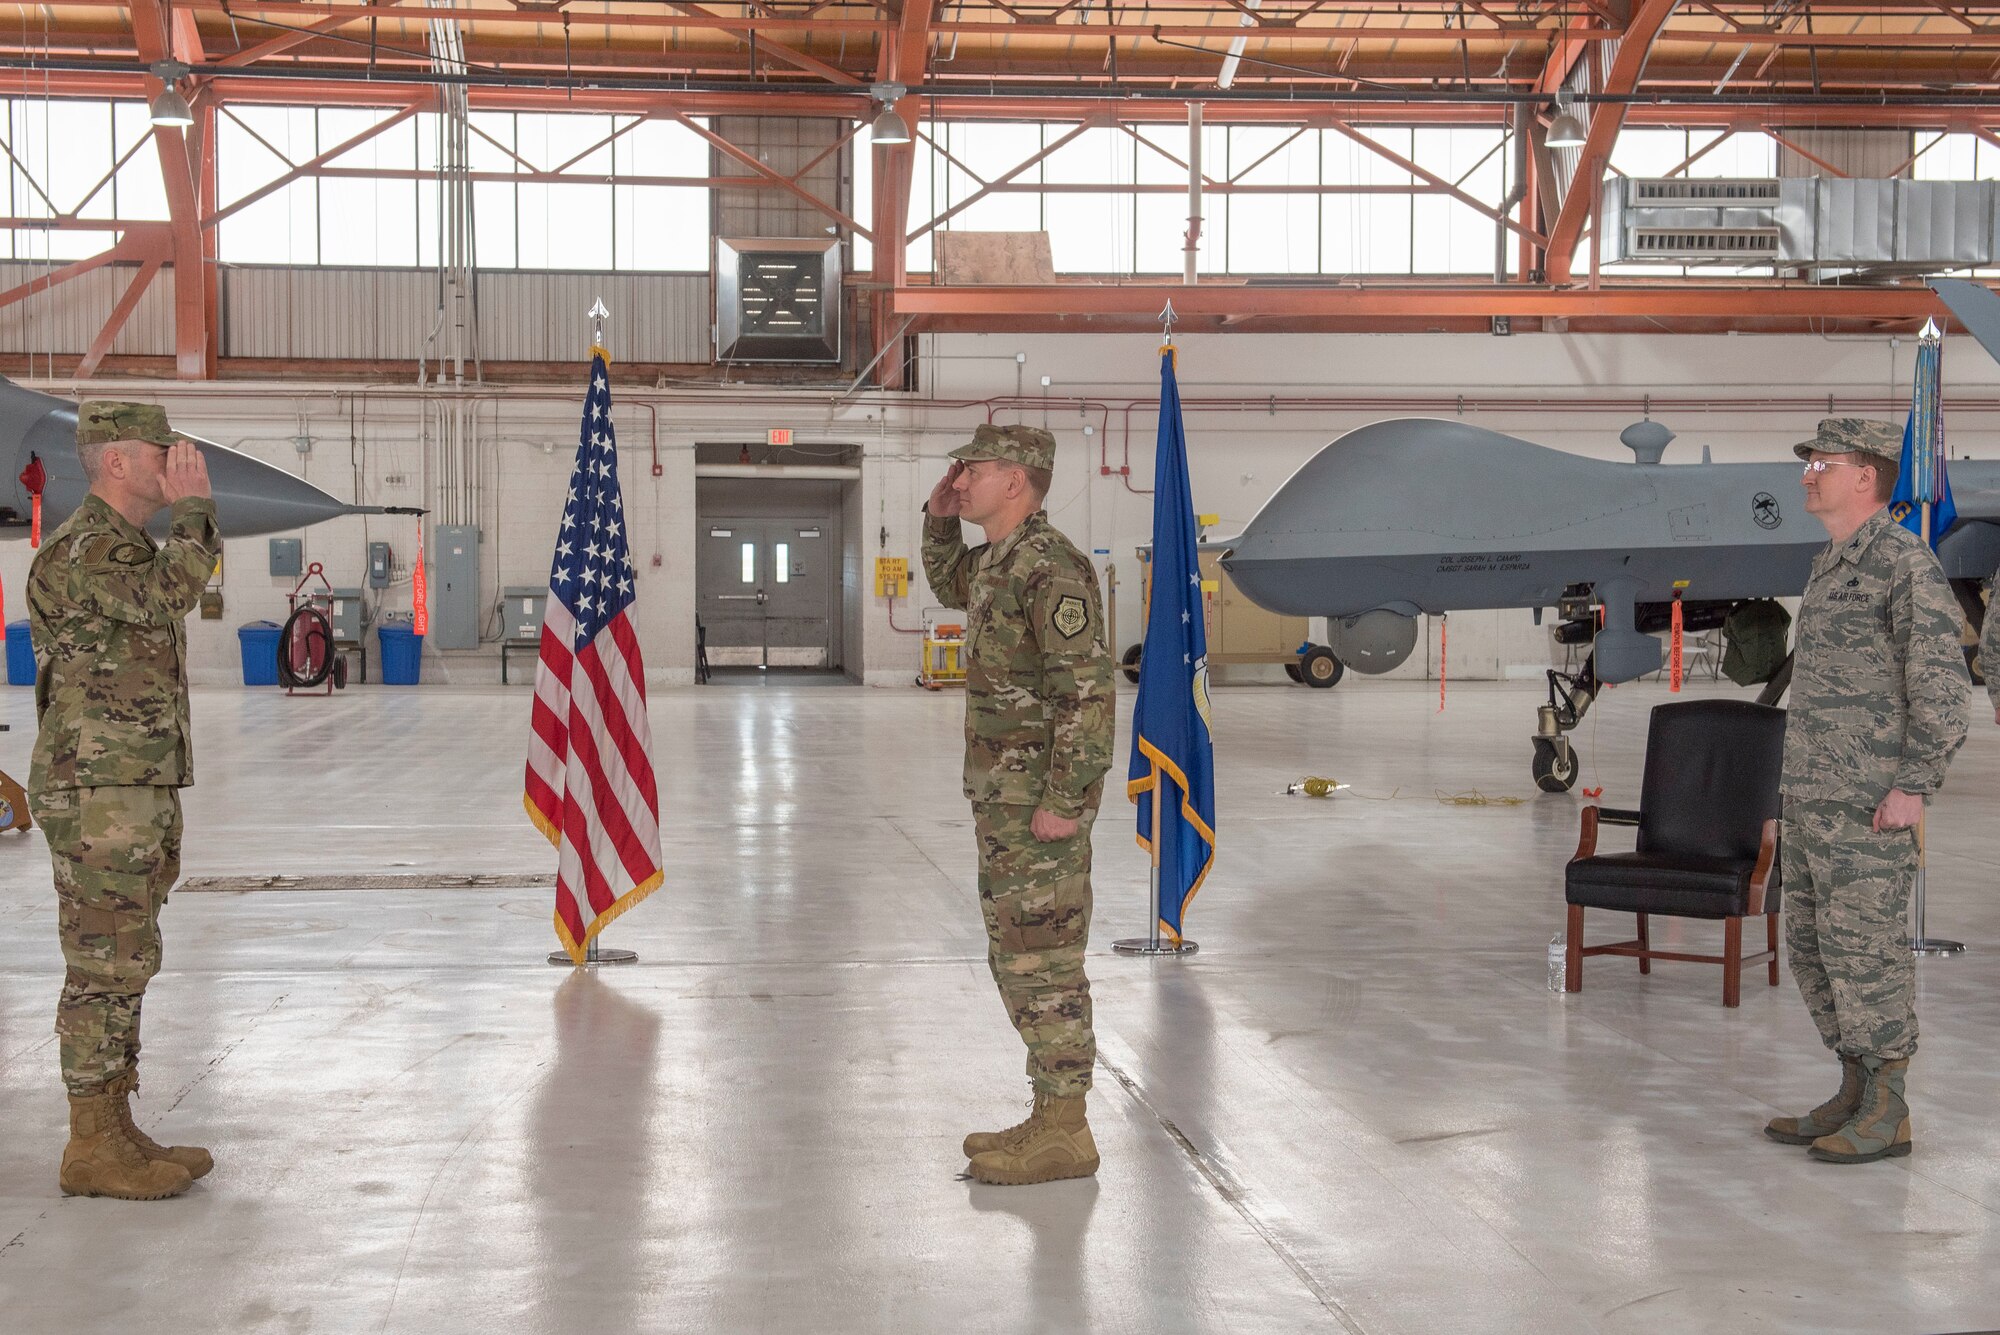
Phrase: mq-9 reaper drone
[{"left": 1220, "top": 280, "right": 2000, "bottom": 792}]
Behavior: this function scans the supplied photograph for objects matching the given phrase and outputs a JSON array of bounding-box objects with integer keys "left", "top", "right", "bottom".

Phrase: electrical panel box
[
  {"left": 367, "top": 542, "right": 392, "bottom": 588},
  {"left": 269, "top": 538, "right": 302, "bottom": 578},
  {"left": 500, "top": 586, "right": 547, "bottom": 642},
  {"left": 327, "top": 588, "right": 363, "bottom": 644},
  {"left": 433, "top": 525, "right": 480, "bottom": 650}
]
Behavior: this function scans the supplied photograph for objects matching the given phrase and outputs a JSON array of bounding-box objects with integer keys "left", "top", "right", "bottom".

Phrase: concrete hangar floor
[{"left": 1, "top": 676, "right": 1997, "bottom": 1335}]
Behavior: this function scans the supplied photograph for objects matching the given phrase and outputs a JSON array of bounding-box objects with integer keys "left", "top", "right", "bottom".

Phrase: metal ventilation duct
[{"left": 1604, "top": 178, "right": 2000, "bottom": 272}]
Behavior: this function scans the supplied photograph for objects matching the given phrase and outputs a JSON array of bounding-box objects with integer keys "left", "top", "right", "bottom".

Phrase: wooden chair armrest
[
  {"left": 1573, "top": 805, "right": 1601, "bottom": 862},
  {"left": 1746, "top": 817, "right": 1779, "bottom": 915}
]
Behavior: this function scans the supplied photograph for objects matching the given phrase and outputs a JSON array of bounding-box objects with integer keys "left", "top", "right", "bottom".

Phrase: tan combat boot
[
  {"left": 1809, "top": 1056, "right": 1912, "bottom": 1164},
  {"left": 1764, "top": 1055, "right": 1865, "bottom": 1146},
  {"left": 107, "top": 1073, "right": 213, "bottom": 1180},
  {"left": 963, "top": 1086, "right": 1043, "bottom": 1159},
  {"left": 966, "top": 1092, "right": 1098, "bottom": 1186},
  {"left": 59, "top": 1089, "right": 194, "bottom": 1200}
]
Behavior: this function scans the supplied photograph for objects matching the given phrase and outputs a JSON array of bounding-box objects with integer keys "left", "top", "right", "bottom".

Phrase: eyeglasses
[{"left": 1802, "top": 458, "right": 1873, "bottom": 475}]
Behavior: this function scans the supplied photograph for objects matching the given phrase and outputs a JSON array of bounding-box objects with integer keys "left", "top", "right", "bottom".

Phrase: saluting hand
[
  {"left": 161, "top": 442, "right": 212, "bottom": 504},
  {"left": 1031, "top": 808, "right": 1079, "bottom": 843},
  {"left": 927, "top": 461, "right": 965, "bottom": 518}
]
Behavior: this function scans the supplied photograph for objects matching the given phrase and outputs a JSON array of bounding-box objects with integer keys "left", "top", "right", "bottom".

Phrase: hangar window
[
  {"left": 898, "top": 121, "right": 1515, "bottom": 278},
  {"left": 215, "top": 106, "right": 710, "bottom": 272},
  {"left": 0, "top": 98, "right": 169, "bottom": 263}
]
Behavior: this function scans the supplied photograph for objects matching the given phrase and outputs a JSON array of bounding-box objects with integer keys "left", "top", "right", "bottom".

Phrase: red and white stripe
[{"left": 525, "top": 595, "right": 663, "bottom": 959}]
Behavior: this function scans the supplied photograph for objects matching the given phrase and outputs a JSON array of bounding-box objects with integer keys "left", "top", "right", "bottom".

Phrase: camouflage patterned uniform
[
  {"left": 1983, "top": 576, "right": 2000, "bottom": 716},
  {"left": 923, "top": 425, "right": 1115, "bottom": 1099},
  {"left": 1781, "top": 421, "right": 1969, "bottom": 1065},
  {"left": 28, "top": 403, "right": 221, "bottom": 1098}
]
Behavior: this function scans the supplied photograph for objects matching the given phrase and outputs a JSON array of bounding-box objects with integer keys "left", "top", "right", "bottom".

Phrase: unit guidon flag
[{"left": 1127, "top": 347, "right": 1217, "bottom": 944}]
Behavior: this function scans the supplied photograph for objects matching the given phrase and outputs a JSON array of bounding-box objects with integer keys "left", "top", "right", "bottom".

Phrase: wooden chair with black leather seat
[{"left": 1563, "top": 698, "right": 1787, "bottom": 1008}]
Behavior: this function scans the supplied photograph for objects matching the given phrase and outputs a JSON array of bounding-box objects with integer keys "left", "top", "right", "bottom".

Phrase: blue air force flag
[
  {"left": 1889, "top": 337, "right": 1957, "bottom": 547},
  {"left": 1127, "top": 348, "right": 1216, "bottom": 944}
]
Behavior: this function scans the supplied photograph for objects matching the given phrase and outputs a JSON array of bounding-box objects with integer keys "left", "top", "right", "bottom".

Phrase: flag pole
[
  {"left": 1908, "top": 496, "right": 1958, "bottom": 957},
  {"left": 1151, "top": 773, "right": 1162, "bottom": 947},
  {"left": 1909, "top": 499, "right": 1961, "bottom": 956},
  {"left": 548, "top": 295, "right": 640, "bottom": 968},
  {"left": 1115, "top": 303, "right": 1201, "bottom": 958},
  {"left": 1908, "top": 320, "right": 1964, "bottom": 959},
  {"left": 1115, "top": 763, "right": 1198, "bottom": 956}
]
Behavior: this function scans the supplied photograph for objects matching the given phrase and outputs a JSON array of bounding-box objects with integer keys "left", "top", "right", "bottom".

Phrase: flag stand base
[
  {"left": 1912, "top": 938, "right": 1966, "bottom": 957},
  {"left": 548, "top": 940, "right": 639, "bottom": 966},
  {"left": 1113, "top": 938, "right": 1198, "bottom": 957}
]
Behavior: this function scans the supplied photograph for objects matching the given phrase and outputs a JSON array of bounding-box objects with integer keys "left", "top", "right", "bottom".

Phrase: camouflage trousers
[
  {"left": 29, "top": 784, "right": 183, "bottom": 1096},
  {"left": 1781, "top": 797, "right": 1919, "bottom": 1061},
  {"left": 972, "top": 802, "right": 1096, "bottom": 1098}
]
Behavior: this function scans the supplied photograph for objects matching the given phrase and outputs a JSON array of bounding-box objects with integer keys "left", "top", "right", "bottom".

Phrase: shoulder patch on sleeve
[
  {"left": 1052, "top": 593, "right": 1089, "bottom": 640},
  {"left": 85, "top": 538, "right": 153, "bottom": 568}
]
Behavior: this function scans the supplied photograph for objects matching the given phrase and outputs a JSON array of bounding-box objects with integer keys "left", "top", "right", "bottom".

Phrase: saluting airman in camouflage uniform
[
  {"left": 29, "top": 401, "right": 221, "bottom": 1200},
  {"left": 923, "top": 423, "right": 1115, "bottom": 1186},
  {"left": 1765, "top": 419, "right": 1969, "bottom": 1165}
]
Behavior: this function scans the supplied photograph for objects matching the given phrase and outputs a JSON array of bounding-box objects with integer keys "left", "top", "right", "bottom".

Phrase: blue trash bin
[
  {"left": 237, "top": 620, "right": 282, "bottom": 686},
  {"left": 378, "top": 623, "right": 423, "bottom": 685},
  {"left": 5, "top": 619, "right": 34, "bottom": 686}
]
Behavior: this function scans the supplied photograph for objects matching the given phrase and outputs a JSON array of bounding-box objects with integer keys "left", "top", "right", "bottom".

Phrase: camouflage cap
[
  {"left": 1792, "top": 417, "right": 1902, "bottom": 464},
  {"left": 76, "top": 400, "right": 192, "bottom": 449},
  {"left": 950, "top": 423, "right": 1056, "bottom": 472}
]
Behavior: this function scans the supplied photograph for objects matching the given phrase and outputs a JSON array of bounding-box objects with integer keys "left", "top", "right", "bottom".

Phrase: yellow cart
[{"left": 918, "top": 610, "right": 967, "bottom": 690}]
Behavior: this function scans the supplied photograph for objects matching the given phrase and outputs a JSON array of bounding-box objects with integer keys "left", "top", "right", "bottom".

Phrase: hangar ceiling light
[
  {"left": 869, "top": 82, "right": 911, "bottom": 145},
  {"left": 1546, "top": 104, "right": 1586, "bottom": 149},
  {"left": 148, "top": 60, "right": 193, "bottom": 128}
]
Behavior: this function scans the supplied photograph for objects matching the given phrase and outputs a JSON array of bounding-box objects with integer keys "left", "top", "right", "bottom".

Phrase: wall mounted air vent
[
  {"left": 715, "top": 237, "right": 842, "bottom": 364},
  {"left": 1630, "top": 178, "right": 1781, "bottom": 206},
  {"left": 1628, "top": 227, "right": 1780, "bottom": 258}
]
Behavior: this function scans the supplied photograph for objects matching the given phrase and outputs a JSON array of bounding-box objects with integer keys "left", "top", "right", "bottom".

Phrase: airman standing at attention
[
  {"left": 1764, "top": 419, "right": 1969, "bottom": 1165},
  {"left": 1983, "top": 577, "right": 2000, "bottom": 725},
  {"left": 923, "top": 424, "right": 1115, "bottom": 1186},
  {"left": 29, "top": 401, "right": 221, "bottom": 1200}
]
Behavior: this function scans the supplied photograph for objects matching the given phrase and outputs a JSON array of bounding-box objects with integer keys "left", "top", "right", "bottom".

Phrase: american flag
[{"left": 524, "top": 347, "right": 664, "bottom": 963}]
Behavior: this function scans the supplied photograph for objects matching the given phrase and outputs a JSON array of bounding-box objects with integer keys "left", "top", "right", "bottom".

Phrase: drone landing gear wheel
[
  {"left": 1299, "top": 645, "right": 1343, "bottom": 688},
  {"left": 1532, "top": 738, "right": 1578, "bottom": 793}
]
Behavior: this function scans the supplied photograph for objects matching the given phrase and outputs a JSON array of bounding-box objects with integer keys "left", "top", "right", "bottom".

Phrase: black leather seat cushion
[{"left": 1567, "top": 851, "right": 1778, "bottom": 919}]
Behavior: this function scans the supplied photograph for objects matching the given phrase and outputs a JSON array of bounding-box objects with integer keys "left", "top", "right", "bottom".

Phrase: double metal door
[{"left": 698, "top": 517, "right": 835, "bottom": 668}]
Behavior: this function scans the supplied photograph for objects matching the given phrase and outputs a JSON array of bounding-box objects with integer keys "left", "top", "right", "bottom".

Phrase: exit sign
[{"left": 767, "top": 428, "right": 794, "bottom": 447}]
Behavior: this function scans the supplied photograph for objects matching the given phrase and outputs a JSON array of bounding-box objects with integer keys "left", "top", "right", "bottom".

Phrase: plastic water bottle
[{"left": 1547, "top": 935, "right": 1567, "bottom": 993}]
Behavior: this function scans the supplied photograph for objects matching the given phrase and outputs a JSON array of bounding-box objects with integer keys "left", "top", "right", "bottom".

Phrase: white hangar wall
[{"left": 3, "top": 328, "right": 1994, "bottom": 689}]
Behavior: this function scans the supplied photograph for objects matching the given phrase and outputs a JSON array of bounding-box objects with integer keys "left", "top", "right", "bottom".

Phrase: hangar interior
[{"left": 2, "top": 3, "right": 2000, "bottom": 1332}]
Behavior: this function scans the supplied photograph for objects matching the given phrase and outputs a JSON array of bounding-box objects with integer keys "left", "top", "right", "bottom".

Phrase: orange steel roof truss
[
  {"left": 12, "top": 2, "right": 2000, "bottom": 103},
  {"left": 2, "top": 1, "right": 2000, "bottom": 353}
]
